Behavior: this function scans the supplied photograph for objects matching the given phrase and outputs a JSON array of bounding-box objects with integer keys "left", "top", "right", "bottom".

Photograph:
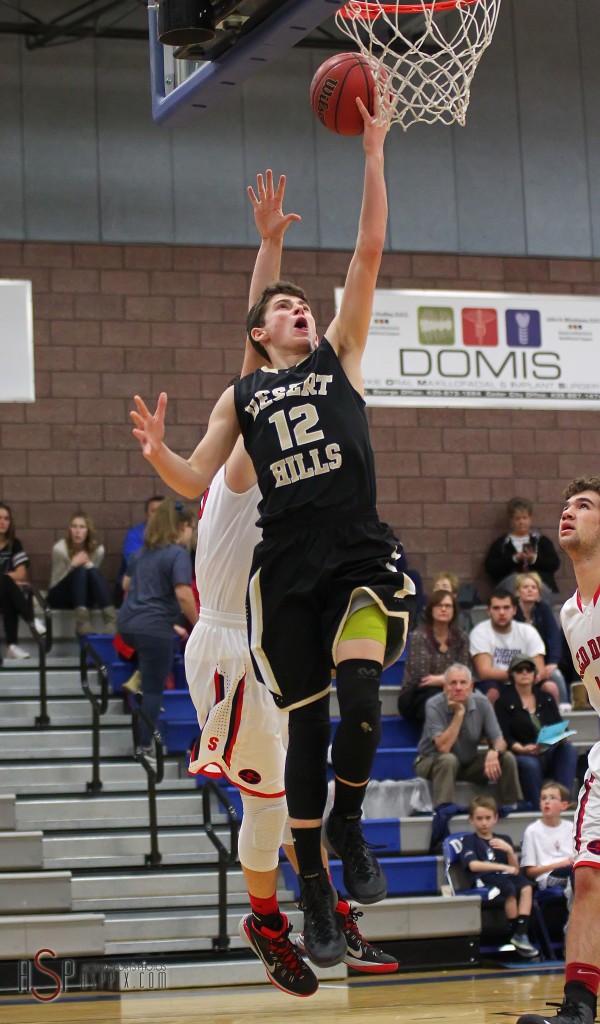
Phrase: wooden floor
[{"left": 0, "top": 964, "right": 566, "bottom": 1024}]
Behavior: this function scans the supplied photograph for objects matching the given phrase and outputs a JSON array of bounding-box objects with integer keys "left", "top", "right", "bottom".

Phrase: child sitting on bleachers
[
  {"left": 520, "top": 780, "right": 574, "bottom": 901},
  {"left": 460, "top": 794, "right": 539, "bottom": 958}
]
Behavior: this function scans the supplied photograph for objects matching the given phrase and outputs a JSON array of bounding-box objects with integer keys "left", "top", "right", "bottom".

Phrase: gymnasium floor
[{"left": 0, "top": 963, "right": 565, "bottom": 1024}]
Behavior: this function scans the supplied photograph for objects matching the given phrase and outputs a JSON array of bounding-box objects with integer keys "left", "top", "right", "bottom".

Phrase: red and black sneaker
[
  {"left": 337, "top": 900, "right": 398, "bottom": 973},
  {"left": 239, "top": 913, "right": 319, "bottom": 997},
  {"left": 296, "top": 898, "right": 399, "bottom": 974}
]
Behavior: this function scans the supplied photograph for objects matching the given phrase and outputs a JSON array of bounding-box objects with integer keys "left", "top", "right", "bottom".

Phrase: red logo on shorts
[
  {"left": 586, "top": 840, "right": 600, "bottom": 856},
  {"left": 238, "top": 768, "right": 262, "bottom": 785}
]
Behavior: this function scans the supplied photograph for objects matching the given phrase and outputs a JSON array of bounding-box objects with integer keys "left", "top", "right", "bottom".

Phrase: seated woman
[
  {"left": 0, "top": 502, "right": 39, "bottom": 660},
  {"left": 397, "top": 589, "right": 471, "bottom": 724},
  {"left": 484, "top": 496, "right": 561, "bottom": 599},
  {"left": 118, "top": 499, "right": 198, "bottom": 761},
  {"left": 429, "top": 569, "right": 479, "bottom": 632},
  {"left": 48, "top": 511, "right": 117, "bottom": 636},
  {"left": 494, "top": 653, "right": 578, "bottom": 810},
  {"left": 514, "top": 571, "right": 569, "bottom": 704}
]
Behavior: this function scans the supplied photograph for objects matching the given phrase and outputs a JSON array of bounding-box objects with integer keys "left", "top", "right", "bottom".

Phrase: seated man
[
  {"left": 414, "top": 663, "right": 522, "bottom": 810},
  {"left": 469, "top": 588, "right": 547, "bottom": 703}
]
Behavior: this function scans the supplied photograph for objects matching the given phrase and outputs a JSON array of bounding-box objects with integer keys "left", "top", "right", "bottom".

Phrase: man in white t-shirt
[{"left": 469, "top": 588, "right": 546, "bottom": 703}]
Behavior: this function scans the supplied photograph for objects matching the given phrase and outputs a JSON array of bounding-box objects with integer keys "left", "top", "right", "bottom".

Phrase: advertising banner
[{"left": 334, "top": 288, "right": 600, "bottom": 409}]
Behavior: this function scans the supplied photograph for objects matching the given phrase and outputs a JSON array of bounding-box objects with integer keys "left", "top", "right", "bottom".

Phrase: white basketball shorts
[
  {"left": 573, "top": 740, "right": 600, "bottom": 870},
  {"left": 185, "top": 608, "right": 287, "bottom": 798}
]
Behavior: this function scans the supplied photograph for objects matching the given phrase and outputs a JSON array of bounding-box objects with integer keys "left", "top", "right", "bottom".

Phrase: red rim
[{"left": 340, "top": 0, "right": 479, "bottom": 16}]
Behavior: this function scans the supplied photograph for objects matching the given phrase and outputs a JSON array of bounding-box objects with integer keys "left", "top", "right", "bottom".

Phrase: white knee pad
[{"left": 238, "top": 794, "right": 288, "bottom": 873}]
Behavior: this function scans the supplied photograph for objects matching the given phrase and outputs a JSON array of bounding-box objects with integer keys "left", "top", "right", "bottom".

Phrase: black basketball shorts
[{"left": 247, "top": 514, "right": 417, "bottom": 711}]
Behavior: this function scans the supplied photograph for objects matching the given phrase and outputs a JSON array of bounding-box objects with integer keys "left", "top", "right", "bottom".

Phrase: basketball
[{"left": 310, "top": 52, "right": 375, "bottom": 136}]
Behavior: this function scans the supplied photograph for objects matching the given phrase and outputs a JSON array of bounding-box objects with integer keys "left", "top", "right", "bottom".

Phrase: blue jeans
[
  {"left": 48, "top": 566, "right": 112, "bottom": 610},
  {"left": 516, "top": 741, "right": 578, "bottom": 807},
  {"left": 120, "top": 631, "right": 173, "bottom": 747}
]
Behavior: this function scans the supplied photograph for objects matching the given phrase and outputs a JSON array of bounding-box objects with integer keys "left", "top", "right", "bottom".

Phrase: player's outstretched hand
[
  {"left": 357, "top": 92, "right": 388, "bottom": 152},
  {"left": 131, "top": 392, "right": 167, "bottom": 460},
  {"left": 248, "top": 168, "right": 301, "bottom": 242}
]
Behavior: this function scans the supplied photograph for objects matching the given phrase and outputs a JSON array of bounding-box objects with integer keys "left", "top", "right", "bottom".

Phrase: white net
[{"left": 335, "top": 0, "right": 502, "bottom": 131}]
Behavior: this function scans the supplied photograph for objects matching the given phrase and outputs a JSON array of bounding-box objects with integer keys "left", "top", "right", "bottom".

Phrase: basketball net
[{"left": 336, "top": 0, "right": 502, "bottom": 131}]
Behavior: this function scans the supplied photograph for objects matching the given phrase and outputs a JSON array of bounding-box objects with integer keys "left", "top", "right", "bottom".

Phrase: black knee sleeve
[
  {"left": 285, "top": 696, "right": 330, "bottom": 820},
  {"left": 332, "top": 660, "right": 382, "bottom": 783}
]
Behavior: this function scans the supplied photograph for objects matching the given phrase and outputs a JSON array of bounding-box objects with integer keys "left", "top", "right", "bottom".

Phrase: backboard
[{"left": 149, "top": 0, "right": 346, "bottom": 127}]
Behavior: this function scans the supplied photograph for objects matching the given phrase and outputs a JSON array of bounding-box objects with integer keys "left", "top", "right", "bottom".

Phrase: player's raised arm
[
  {"left": 131, "top": 387, "right": 240, "bottom": 499},
  {"left": 326, "top": 94, "right": 388, "bottom": 387},
  {"left": 242, "top": 169, "right": 301, "bottom": 376}
]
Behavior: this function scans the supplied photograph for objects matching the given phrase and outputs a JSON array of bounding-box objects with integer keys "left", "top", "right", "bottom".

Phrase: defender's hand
[
  {"left": 248, "top": 169, "right": 301, "bottom": 242},
  {"left": 131, "top": 392, "right": 167, "bottom": 460}
]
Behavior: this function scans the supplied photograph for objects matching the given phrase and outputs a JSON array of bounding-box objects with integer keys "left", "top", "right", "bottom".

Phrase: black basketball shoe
[
  {"left": 323, "top": 811, "right": 387, "bottom": 904},
  {"left": 298, "top": 868, "right": 347, "bottom": 968},
  {"left": 239, "top": 913, "right": 318, "bottom": 997},
  {"left": 517, "top": 1001, "right": 595, "bottom": 1024}
]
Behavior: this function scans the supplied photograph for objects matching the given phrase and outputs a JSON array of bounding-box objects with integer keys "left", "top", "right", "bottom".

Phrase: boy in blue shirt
[{"left": 461, "top": 794, "right": 539, "bottom": 958}]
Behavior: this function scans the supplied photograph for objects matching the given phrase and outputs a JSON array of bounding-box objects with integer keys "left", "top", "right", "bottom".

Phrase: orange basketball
[{"left": 310, "top": 52, "right": 375, "bottom": 136}]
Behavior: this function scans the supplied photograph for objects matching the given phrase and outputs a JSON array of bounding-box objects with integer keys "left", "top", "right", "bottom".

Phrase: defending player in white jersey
[{"left": 518, "top": 478, "right": 600, "bottom": 1024}]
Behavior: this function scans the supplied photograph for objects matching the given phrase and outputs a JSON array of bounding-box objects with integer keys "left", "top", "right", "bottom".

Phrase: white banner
[
  {"left": 334, "top": 288, "right": 600, "bottom": 409},
  {"left": 0, "top": 280, "right": 35, "bottom": 403}
]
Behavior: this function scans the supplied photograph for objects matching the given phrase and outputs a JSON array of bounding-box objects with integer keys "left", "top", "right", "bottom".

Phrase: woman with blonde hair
[
  {"left": 48, "top": 511, "right": 116, "bottom": 636},
  {"left": 118, "top": 499, "right": 198, "bottom": 760},
  {"left": 514, "top": 571, "right": 569, "bottom": 705}
]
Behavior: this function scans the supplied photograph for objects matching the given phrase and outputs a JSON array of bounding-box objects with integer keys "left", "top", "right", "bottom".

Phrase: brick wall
[{"left": 1, "top": 241, "right": 599, "bottom": 600}]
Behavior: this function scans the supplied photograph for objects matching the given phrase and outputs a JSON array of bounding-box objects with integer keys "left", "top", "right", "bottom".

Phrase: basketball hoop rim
[{"left": 340, "top": 0, "right": 480, "bottom": 17}]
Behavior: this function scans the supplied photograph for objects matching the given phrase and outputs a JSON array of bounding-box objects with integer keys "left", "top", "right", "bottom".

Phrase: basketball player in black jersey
[{"left": 131, "top": 94, "right": 417, "bottom": 968}]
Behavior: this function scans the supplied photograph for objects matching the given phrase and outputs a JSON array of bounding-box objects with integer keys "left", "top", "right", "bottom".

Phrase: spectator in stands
[
  {"left": 118, "top": 499, "right": 198, "bottom": 761},
  {"left": 429, "top": 570, "right": 481, "bottom": 632},
  {"left": 48, "top": 511, "right": 117, "bottom": 637},
  {"left": 118, "top": 494, "right": 164, "bottom": 586},
  {"left": 397, "top": 589, "right": 471, "bottom": 725},
  {"left": 469, "top": 588, "right": 551, "bottom": 704},
  {"left": 432, "top": 571, "right": 460, "bottom": 595},
  {"left": 520, "top": 780, "right": 574, "bottom": 902},
  {"left": 514, "top": 572, "right": 569, "bottom": 704},
  {"left": 0, "top": 502, "right": 40, "bottom": 661},
  {"left": 460, "top": 794, "right": 539, "bottom": 958},
  {"left": 414, "top": 663, "right": 522, "bottom": 810},
  {"left": 494, "top": 654, "right": 578, "bottom": 810},
  {"left": 484, "top": 496, "right": 561, "bottom": 598}
]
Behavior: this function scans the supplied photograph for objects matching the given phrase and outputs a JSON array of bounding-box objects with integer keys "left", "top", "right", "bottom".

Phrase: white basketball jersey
[
  {"left": 561, "top": 587, "right": 600, "bottom": 775},
  {"left": 195, "top": 466, "right": 261, "bottom": 616}
]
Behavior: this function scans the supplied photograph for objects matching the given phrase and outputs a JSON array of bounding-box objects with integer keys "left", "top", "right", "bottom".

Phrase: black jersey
[
  {"left": 0, "top": 538, "right": 28, "bottom": 576},
  {"left": 233, "top": 339, "right": 377, "bottom": 529}
]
